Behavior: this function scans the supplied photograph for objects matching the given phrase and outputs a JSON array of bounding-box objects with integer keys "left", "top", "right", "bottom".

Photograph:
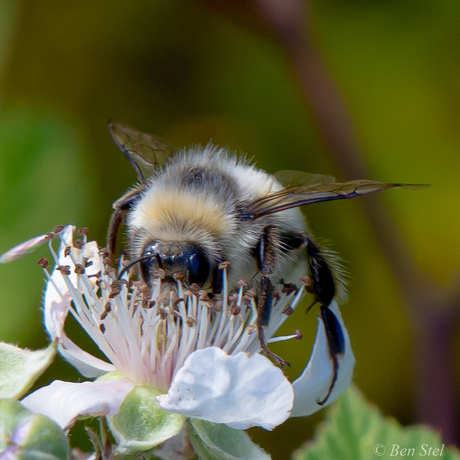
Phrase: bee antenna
[{"left": 117, "top": 254, "right": 153, "bottom": 280}]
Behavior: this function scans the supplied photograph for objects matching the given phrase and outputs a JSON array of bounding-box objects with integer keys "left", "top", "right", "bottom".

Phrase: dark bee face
[{"left": 140, "top": 241, "right": 210, "bottom": 287}]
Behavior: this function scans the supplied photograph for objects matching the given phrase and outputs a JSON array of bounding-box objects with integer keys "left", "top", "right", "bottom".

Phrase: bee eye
[
  {"left": 188, "top": 250, "right": 210, "bottom": 287},
  {"left": 140, "top": 244, "right": 161, "bottom": 283}
]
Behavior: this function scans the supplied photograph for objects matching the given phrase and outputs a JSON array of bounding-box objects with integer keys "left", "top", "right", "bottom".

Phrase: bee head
[{"left": 139, "top": 241, "right": 211, "bottom": 288}]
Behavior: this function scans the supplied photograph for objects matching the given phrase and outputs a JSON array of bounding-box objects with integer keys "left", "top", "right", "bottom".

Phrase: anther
[
  {"left": 281, "top": 283, "right": 299, "bottom": 296},
  {"left": 186, "top": 317, "right": 196, "bottom": 327},
  {"left": 219, "top": 261, "right": 230, "bottom": 269},
  {"left": 295, "top": 329, "right": 303, "bottom": 340},
  {"left": 173, "top": 272, "right": 184, "bottom": 281},
  {"left": 228, "top": 293, "right": 238, "bottom": 303},
  {"left": 64, "top": 246, "right": 71, "bottom": 257},
  {"left": 37, "top": 257, "right": 49, "bottom": 269},
  {"left": 245, "top": 288, "right": 256, "bottom": 299},
  {"left": 211, "top": 300, "right": 223, "bottom": 312},
  {"left": 74, "top": 264, "right": 85, "bottom": 275},
  {"left": 104, "top": 267, "right": 116, "bottom": 277},
  {"left": 84, "top": 259, "right": 93, "bottom": 268},
  {"left": 138, "top": 282, "right": 151, "bottom": 296},
  {"left": 230, "top": 305, "right": 241, "bottom": 316},
  {"left": 78, "top": 227, "right": 89, "bottom": 236},
  {"left": 198, "top": 290, "right": 209, "bottom": 301},
  {"left": 103, "top": 257, "right": 113, "bottom": 267},
  {"left": 56, "top": 265, "right": 71, "bottom": 275},
  {"left": 74, "top": 239, "right": 85, "bottom": 250},
  {"left": 188, "top": 284, "right": 201, "bottom": 294},
  {"left": 299, "top": 277, "right": 314, "bottom": 294},
  {"left": 96, "top": 279, "right": 108, "bottom": 290},
  {"left": 173, "top": 298, "right": 185, "bottom": 307},
  {"left": 88, "top": 271, "right": 101, "bottom": 279},
  {"left": 282, "top": 305, "right": 294, "bottom": 316},
  {"left": 100, "top": 301, "right": 112, "bottom": 320},
  {"left": 108, "top": 280, "right": 122, "bottom": 298},
  {"left": 146, "top": 300, "right": 156, "bottom": 309},
  {"left": 99, "top": 324, "right": 106, "bottom": 333},
  {"left": 53, "top": 225, "right": 65, "bottom": 234}
]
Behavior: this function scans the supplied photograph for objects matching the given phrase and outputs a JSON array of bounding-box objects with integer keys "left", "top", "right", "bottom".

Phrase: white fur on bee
[{"left": 128, "top": 145, "right": 310, "bottom": 286}]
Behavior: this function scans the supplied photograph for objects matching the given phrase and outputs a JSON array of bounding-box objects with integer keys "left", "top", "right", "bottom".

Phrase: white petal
[
  {"left": 42, "top": 228, "right": 109, "bottom": 376},
  {"left": 21, "top": 378, "right": 134, "bottom": 430},
  {"left": 44, "top": 283, "right": 113, "bottom": 377},
  {"left": 0, "top": 233, "right": 49, "bottom": 264},
  {"left": 157, "top": 347, "right": 293, "bottom": 431},
  {"left": 43, "top": 229, "right": 100, "bottom": 340},
  {"left": 58, "top": 336, "right": 115, "bottom": 377},
  {"left": 291, "top": 301, "right": 355, "bottom": 417},
  {"left": 43, "top": 268, "right": 70, "bottom": 340}
]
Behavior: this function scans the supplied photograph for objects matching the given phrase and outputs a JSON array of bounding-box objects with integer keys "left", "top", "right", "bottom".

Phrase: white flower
[{"left": 21, "top": 226, "right": 354, "bottom": 456}]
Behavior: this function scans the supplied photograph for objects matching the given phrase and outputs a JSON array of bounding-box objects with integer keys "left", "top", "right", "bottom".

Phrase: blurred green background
[{"left": 0, "top": 0, "right": 459, "bottom": 458}]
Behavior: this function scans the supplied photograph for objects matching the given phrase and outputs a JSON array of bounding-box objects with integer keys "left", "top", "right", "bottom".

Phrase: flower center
[{"left": 47, "top": 233, "right": 306, "bottom": 389}]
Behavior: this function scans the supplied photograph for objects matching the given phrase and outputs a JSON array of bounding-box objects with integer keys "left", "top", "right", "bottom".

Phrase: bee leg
[
  {"left": 256, "top": 226, "right": 289, "bottom": 369},
  {"left": 257, "top": 277, "right": 289, "bottom": 368},
  {"left": 107, "top": 209, "right": 125, "bottom": 260},
  {"left": 317, "top": 304, "right": 346, "bottom": 405},
  {"left": 305, "top": 237, "right": 345, "bottom": 405},
  {"left": 210, "top": 261, "right": 225, "bottom": 295},
  {"left": 107, "top": 186, "right": 144, "bottom": 259},
  {"left": 305, "top": 237, "right": 336, "bottom": 307}
]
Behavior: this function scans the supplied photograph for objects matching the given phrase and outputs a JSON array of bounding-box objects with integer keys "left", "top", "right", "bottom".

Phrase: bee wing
[
  {"left": 109, "top": 121, "right": 172, "bottom": 185},
  {"left": 274, "top": 170, "right": 336, "bottom": 188},
  {"left": 244, "top": 180, "right": 429, "bottom": 220}
]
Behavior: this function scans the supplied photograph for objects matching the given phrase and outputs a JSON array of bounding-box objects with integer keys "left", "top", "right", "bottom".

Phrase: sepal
[
  {"left": 109, "top": 386, "right": 184, "bottom": 453},
  {"left": 0, "top": 342, "right": 56, "bottom": 399}
]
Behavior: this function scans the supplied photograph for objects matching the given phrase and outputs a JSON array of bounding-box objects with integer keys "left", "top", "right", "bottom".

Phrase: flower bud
[{"left": 0, "top": 399, "right": 69, "bottom": 460}]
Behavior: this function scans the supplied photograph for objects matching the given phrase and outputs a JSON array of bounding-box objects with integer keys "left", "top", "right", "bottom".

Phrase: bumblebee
[{"left": 107, "top": 122, "right": 423, "bottom": 404}]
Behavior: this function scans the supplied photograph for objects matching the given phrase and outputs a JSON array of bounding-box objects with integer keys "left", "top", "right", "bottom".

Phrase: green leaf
[
  {"left": 0, "top": 341, "right": 56, "bottom": 398},
  {"left": 0, "top": 398, "right": 70, "bottom": 460},
  {"left": 294, "top": 385, "right": 460, "bottom": 460},
  {"left": 108, "top": 385, "right": 184, "bottom": 452},
  {"left": 188, "top": 419, "right": 270, "bottom": 460}
]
